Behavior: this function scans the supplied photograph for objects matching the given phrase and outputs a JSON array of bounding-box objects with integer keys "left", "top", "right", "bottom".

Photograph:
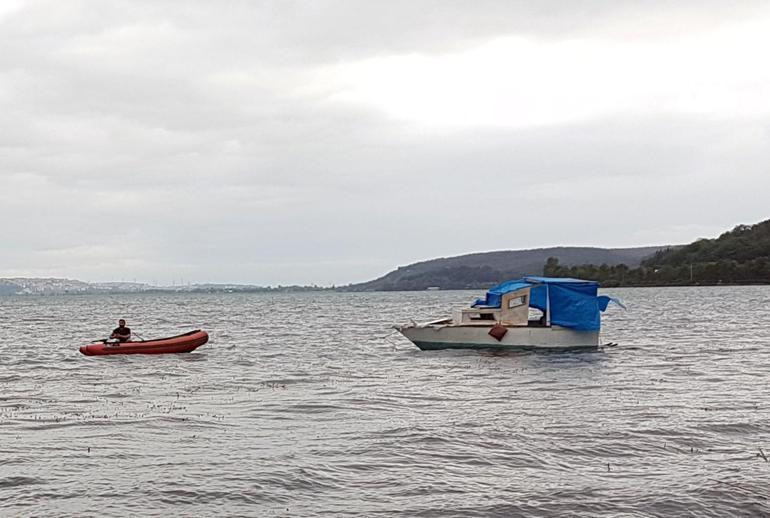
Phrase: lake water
[{"left": 1, "top": 287, "right": 769, "bottom": 517}]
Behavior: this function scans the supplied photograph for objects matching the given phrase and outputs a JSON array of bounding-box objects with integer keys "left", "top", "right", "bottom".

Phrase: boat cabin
[
  {"left": 453, "top": 286, "right": 535, "bottom": 326},
  {"left": 454, "top": 277, "right": 619, "bottom": 332}
]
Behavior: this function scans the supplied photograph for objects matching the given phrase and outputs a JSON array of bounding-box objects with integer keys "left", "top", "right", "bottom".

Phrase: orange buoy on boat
[{"left": 80, "top": 330, "right": 208, "bottom": 356}]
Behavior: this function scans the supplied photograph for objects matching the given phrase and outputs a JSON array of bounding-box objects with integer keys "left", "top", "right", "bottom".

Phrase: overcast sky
[{"left": 1, "top": 1, "right": 769, "bottom": 285}]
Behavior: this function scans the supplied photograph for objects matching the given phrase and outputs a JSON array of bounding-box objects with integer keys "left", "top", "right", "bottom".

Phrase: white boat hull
[{"left": 397, "top": 323, "right": 600, "bottom": 351}]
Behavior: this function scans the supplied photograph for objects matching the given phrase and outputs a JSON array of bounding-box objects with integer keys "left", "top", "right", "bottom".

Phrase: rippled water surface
[{"left": 1, "top": 287, "right": 770, "bottom": 517}]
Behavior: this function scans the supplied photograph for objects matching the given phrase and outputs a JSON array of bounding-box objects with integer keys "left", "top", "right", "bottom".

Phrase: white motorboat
[{"left": 395, "top": 277, "right": 623, "bottom": 351}]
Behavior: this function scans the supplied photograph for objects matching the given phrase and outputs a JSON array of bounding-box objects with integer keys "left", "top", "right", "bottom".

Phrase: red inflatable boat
[{"left": 80, "top": 330, "right": 209, "bottom": 356}]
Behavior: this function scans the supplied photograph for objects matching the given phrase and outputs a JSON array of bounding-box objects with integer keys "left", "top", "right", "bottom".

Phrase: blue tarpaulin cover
[{"left": 472, "top": 277, "right": 620, "bottom": 331}]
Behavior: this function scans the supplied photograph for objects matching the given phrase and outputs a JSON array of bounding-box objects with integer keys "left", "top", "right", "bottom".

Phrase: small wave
[{"left": 0, "top": 476, "right": 47, "bottom": 488}]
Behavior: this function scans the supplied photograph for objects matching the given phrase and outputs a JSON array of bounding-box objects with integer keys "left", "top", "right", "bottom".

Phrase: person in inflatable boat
[{"left": 110, "top": 319, "right": 132, "bottom": 342}]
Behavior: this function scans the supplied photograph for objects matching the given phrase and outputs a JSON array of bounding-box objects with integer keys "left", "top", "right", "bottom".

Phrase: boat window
[
  {"left": 507, "top": 295, "right": 527, "bottom": 309},
  {"left": 469, "top": 313, "right": 496, "bottom": 320}
]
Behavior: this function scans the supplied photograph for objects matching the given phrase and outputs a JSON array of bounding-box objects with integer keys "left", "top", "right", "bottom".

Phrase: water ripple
[{"left": 1, "top": 287, "right": 770, "bottom": 516}]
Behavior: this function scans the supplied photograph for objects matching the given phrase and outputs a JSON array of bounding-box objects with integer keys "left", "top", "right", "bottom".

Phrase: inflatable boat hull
[{"left": 80, "top": 330, "right": 209, "bottom": 356}]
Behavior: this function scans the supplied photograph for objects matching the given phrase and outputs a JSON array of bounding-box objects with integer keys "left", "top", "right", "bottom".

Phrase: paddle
[
  {"left": 96, "top": 338, "right": 121, "bottom": 346},
  {"left": 92, "top": 331, "right": 144, "bottom": 345}
]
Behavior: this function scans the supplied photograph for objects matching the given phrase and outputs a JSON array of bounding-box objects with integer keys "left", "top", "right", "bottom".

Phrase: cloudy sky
[{"left": 1, "top": 1, "right": 769, "bottom": 285}]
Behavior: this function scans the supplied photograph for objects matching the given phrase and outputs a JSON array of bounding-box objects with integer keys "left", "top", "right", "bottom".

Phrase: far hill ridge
[{"left": 344, "top": 246, "right": 666, "bottom": 291}]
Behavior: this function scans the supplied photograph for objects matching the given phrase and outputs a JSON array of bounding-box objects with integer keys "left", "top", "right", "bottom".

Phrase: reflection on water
[{"left": 1, "top": 286, "right": 770, "bottom": 516}]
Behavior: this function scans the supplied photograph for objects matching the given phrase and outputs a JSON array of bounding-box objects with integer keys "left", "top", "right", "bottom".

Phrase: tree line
[{"left": 543, "top": 220, "right": 770, "bottom": 286}]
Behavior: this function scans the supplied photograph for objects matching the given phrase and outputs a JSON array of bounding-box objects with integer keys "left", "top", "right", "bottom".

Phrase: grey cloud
[{"left": 1, "top": 1, "right": 769, "bottom": 285}]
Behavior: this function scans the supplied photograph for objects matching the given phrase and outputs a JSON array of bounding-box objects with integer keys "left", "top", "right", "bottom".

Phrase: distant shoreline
[
  {"left": 337, "top": 281, "right": 770, "bottom": 293},
  {"left": 6, "top": 282, "right": 767, "bottom": 297},
  {"left": 0, "top": 278, "right": 333, "bottom": 296}
]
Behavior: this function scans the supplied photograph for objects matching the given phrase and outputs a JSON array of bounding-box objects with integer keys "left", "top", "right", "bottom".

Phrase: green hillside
[
  {"left": 343, "top": 246, "right": 664, "bottom": 291},
  {"left": 544, "top": 219, "right": 770, "bottom": 286}
]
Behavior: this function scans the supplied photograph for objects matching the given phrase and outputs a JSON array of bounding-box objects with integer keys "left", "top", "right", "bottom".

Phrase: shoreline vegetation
[
  {"left": 341, "top": 246, "right": 663, "bottom": 292},
  {"left": 544, "top": 220, "right": 770, "bottom": 288},
  {"left": 340, "top": 219, "right": 770, "bottom": 291},
  {"left": 3, "top": 220, "right": 768, "bottom": 295}
]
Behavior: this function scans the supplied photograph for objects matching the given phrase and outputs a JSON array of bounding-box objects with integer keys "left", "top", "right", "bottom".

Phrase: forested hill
[
  {"left": 544, "top": 219, "right": 770, "bottom": 286},
  {"left": 645, "top": 220, "right": 770, "bottom": 267},
  {"left": 343, "top": 246, "right": 664, "bottom": 291}
]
